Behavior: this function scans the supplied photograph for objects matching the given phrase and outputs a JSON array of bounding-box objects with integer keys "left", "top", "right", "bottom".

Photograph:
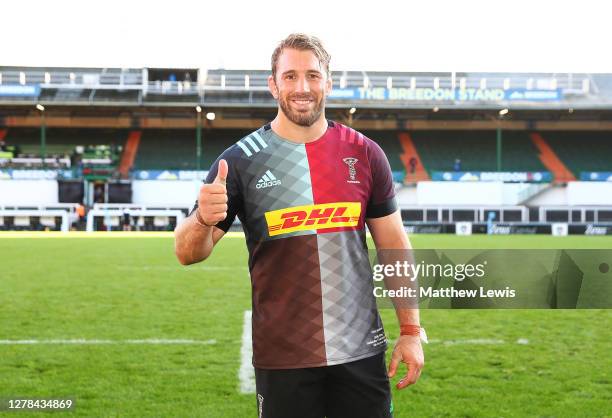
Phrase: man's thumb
[{"left": 215, "top": 159, "right": 228, "bottom": 185}]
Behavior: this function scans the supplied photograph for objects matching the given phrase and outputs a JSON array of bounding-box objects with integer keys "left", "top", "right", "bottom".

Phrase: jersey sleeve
[
  {"left": 366, "top": 140, "right": 398, "bottom": 218},
  {"left": 190, "top": 147, "right": 242, "bottom": 232}
]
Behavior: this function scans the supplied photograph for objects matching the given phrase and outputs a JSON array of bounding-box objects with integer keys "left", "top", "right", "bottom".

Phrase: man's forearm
[
  {"left": 395, "top": 307, "right": 420, "bottom": 327},
  {"left": 174, "top": 214, "right": 214, "bottom": 265},
  {"left": 373, "top": 224, "right": 420, "bottom": 327}
]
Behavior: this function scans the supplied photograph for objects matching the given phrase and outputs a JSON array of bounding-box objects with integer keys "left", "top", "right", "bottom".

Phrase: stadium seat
[
  {"left": 411, "top": 130, "right": 547, "bottom": 173},
  {"left": 134, "top": 129, "right": 251, "bottom": 170},
  {"left": 362, "top": 130, "right": 405, "bottom": 173},
  {"left": 5, "top": 128, "right": 126, "bottom": 170},
  {"left": 542, "top": 131, "right": 612, "bottom": 176}
]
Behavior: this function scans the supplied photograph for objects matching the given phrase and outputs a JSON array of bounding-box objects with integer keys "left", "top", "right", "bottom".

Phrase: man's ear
[
  {"left": 325, "top": 74, "right": 333, "bottom": 96},
  {"left": 268, "top": 75, "right": 278, "bottom": 99}
]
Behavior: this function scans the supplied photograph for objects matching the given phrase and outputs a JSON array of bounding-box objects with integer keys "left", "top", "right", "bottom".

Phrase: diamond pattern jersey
[{"left": 193, "top": 121, "right": 398, "bottom": 369}]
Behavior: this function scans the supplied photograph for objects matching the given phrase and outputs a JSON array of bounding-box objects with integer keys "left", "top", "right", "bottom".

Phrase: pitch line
[
  {"left": 238, "top": 310, "right": 256, "bottom": 394},
  {"left": 388, "top": 338, "right": 529, "bottom": 345},
  {"left": 0, "top": 339, "right": 217, "bottom": 345},
  {"left": 234, "top": 322, "right": 530, "bottom": 394}
]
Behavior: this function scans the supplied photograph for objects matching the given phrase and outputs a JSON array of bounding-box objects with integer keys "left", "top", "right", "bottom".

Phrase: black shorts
[{"left": 254, "top": 352, "right": 393, "bottom": 418}]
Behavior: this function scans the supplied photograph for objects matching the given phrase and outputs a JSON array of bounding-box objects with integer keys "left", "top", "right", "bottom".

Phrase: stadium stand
[
  {"left": 4, "top": 128, "right": 126, "bottom": 171},
  {"left": 134, "top": 129, "right": 250, "bottom": 170},
  {"left": 363, "top": 130, "right": 406, "bottom": 181},
  {"left": 529, "top": 133, "right": 575, "bottom": 182},
  {"left": 118, "top": 131, "right": 142, "bottom": 177},
  {"left": 1, "top": 66, "right": 611, "bottom": 234},
  {"left": 541, "top": 131, "right": 612, "bottom": 176},
  {"left": 363, "top": 130, "right": 405, "bottom": 172},
  {"left": 410, "top": 130, "right": 547, "bottom": 173},
  {"left": 397, "top": 132, "right": 430, "bottom": 183}
]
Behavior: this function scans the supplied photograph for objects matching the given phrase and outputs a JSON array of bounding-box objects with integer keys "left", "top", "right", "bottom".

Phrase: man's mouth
[{"left": 290, "top": 96, "right": 314, "bottom": 106}]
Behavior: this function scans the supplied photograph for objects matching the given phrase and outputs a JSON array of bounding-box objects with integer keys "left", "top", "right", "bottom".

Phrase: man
[
  {"left": 174, "top": 33, "right": 424, "bottom": 418},
  {"left": 409, "top": 156, "right": 417, "bottom": 174}
]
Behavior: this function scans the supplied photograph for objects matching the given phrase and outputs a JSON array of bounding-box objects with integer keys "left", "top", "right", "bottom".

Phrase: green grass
[{"left": 0, "top": 235, "right": 611, "bottom": 417}]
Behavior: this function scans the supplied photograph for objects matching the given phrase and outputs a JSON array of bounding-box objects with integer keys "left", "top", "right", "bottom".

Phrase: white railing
[{"left": 0, "top": 68, "right": 594, "bottom": 95}]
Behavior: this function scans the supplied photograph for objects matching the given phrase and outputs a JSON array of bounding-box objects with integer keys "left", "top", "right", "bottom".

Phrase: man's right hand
[{"left": 197, "top": 159, "right": 228, "bottom": 226}]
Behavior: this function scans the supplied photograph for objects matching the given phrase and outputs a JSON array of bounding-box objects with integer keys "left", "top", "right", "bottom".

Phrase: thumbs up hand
[
  {"left": 197, "top": 159, "right": 228, "bottom": 226},
  {"left": 214, "top": 159, "right": 228, "bottom": 186}
]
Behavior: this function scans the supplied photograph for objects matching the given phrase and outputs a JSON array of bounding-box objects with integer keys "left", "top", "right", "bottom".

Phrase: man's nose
[{"left": 295, "top": 76, "right": 310, "bottom": 93}]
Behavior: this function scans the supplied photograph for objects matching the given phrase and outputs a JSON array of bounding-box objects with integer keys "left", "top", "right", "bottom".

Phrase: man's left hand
[{"left": 387, "top": 335, "right": 424, "bottom": 389}]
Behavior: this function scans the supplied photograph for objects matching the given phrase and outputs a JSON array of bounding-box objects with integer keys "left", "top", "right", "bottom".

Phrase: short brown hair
[{"left": 271, "top": 33, "right": 331, "bottom": 80}]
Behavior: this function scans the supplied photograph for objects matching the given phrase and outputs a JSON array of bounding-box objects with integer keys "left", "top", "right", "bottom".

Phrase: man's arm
[
  {"left": 367, "top": 210, "right": 425, "bottom": 390},
  {"left": 174, "top": 159, "right": 229, "bottom": 265},
  {"left": 174, "top": 216, "right": 226, "bottom": 265}
]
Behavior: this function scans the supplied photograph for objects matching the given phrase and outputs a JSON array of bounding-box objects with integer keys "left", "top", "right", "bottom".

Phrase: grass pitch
[{"left": 0, "top": 234, "right": 610, "bottom": 417}]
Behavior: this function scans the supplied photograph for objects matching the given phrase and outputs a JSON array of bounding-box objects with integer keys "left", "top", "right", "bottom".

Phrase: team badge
[{"left": 342, "top": 157, "right": 360, "bottom": 184}]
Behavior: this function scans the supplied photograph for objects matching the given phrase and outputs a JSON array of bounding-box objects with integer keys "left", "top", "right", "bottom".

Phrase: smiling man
[{"left": 174, "top": 33, "right": 424, "bottom": 418}]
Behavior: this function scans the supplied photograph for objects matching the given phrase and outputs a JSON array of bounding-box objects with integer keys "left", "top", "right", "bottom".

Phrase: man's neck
[{"left": 270, "top": 112, "right": 328, "bottom": 144}]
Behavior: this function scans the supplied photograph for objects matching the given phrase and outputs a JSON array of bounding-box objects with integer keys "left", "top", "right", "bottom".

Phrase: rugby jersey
[{"left": 194, "top": 121, "right": 397, "bottom": 369}]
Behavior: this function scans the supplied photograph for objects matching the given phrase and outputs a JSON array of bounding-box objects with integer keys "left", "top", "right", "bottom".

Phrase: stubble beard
[{"left": 278, "top": 92, "right": 325, "bottom": 127}]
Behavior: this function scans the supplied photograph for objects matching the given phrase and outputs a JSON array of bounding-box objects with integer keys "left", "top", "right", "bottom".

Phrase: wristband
[
  {"left": 195, "top": 210, "right": 215, "bottom": 228},
  {"left": 400, "top": 324, "right": 421, "bottom": 336},
  {"left": 400, "top": 324, "right": 428, "bottom": 343}
]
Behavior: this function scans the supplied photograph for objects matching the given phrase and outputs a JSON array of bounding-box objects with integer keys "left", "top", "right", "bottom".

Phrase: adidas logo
[{"left": 256, "top": 170, "right": 282, "bottom": 189}]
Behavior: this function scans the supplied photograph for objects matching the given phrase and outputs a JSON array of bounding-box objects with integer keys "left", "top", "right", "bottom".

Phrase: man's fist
[{"left": 197, "top": 159, "right": 228, "bottom": 226}]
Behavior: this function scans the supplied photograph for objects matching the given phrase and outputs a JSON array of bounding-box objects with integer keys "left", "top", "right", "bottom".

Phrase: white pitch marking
[
  {"left": 435, "top": 338, "right": 505, "bottom": 346},
  {"left": 238, "top": 310, "right": 256, "bottom": 394},
  {"left": 388, "top": 338, "right": 528, "bottom": 346},
  {"left": 0, "top": 339, "right": 217, "bottom": 345},
  {"left": 115, "top": 265, "right": 248, "bottom": 271}
]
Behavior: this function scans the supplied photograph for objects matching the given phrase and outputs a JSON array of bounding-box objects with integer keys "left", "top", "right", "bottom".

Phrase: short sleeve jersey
[{"left": 194, "top": 121, "right": 397, "bottom": 369}]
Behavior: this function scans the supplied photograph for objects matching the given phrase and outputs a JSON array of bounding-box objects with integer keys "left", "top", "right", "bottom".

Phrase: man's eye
[
  {"left": 285, "top": 74, "right": 296, "bottom": 80},
  {"left": 309, "top": 74, "right": 320, "bottom": 79}
]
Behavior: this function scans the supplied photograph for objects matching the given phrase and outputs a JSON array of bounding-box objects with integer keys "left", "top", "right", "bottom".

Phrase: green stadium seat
[
  {"left": 134, "top": 129, "right": 250, "bottom": 171},
  {"left": 362, "top": 130, "right": 405, "bottom": 173},
  {"left": 411, "top": 130, "right": 547, "bottom": 173},
  {"left": 543, "top": 131, "right": 612, "bottom": 176}
]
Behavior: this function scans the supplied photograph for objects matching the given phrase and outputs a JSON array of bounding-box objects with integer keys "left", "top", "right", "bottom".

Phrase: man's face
[{"left": 269, "top": 48, "right": 332, "bottom": 127}]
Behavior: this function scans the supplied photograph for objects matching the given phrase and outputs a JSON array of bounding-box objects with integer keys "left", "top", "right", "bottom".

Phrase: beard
[{"left": 278, "top": 92, "right": 325, "bottom": 127}]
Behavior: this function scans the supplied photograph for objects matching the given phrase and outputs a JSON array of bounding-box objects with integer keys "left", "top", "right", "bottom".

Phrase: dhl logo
[{"left": 265, "top": 202, "right": 361, "bottom": 236}]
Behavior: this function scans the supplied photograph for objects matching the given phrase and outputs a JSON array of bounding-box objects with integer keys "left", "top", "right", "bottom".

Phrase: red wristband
[{"left": 400, "top": 324, "right": 421, "bottom": 336}]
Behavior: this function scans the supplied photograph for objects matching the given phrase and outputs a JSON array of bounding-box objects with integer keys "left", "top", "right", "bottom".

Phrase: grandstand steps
[
  {"left": 398, "top": 132, "right": 430, "bottom": 184},
  {"left": 119, "top": 130, "right": 142, "bottom": 178},
  {"left": 516, "top": 183, "right": 552, "bottom": 205},
  {"left": 530, "top": 133, "right": 576, "bottom": 183},
  {"left": 523, "top": 183, "right": 568, "bottom": 206}
]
